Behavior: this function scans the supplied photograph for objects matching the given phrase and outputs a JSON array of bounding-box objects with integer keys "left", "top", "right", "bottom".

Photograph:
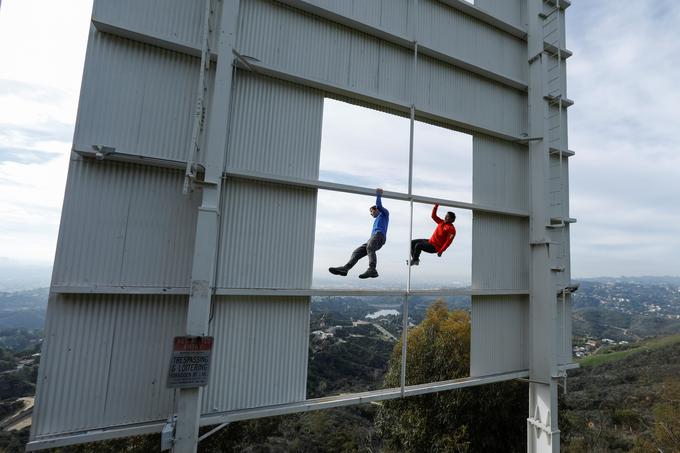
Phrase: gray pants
[{"left": 345, "top": 232, "right": 385, "bottom": 270}]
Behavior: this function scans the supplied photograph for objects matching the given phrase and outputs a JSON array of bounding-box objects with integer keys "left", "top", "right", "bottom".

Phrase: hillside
[
  {"left": 0, "top": 289, "right": 48, "bottom": 330},
  {"left": 561, "top": 335, "right": 680, "bottom": 452}
]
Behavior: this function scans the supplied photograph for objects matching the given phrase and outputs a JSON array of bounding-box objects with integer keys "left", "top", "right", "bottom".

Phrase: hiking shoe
[
  {"left": 358, "top": 268, "right": 379, "bottom": 279},
  {"left": 410, "top": 259, "right": 420, "bottom": 266},
  {"left": 329, "top": 266, "right": 348, "bottom": 276}
]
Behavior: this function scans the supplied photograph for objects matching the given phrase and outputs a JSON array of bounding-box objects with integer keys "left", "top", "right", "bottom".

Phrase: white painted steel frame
[
  {"left": 526, "top": 0, "right": 570, "bottom": 451},
  {"left": 33, "top": 0, "right": 575, "bottom": 450},
  {"left": 87, "top": 1, "right": 570, "bottom": 142},
  {"left": 173, "top": 1, "right": 240, "bottom": 451},
  {"left": 51, "top": 286, "right": 530, "bottom": 297}
]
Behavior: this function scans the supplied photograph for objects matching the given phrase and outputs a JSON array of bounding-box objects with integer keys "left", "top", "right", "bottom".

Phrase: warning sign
[{"left": 167, "top": 336, "right": 214, "bottom": 388}]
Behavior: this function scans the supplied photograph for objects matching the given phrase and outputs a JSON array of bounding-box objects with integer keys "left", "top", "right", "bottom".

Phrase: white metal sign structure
[{"left": 29, "top": 1, "right": 575, "bottom": 452}]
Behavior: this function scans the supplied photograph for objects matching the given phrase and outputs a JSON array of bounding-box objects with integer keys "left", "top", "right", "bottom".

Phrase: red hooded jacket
[{"left": 428, "top": 205, "right": 456, "bottom": 254}]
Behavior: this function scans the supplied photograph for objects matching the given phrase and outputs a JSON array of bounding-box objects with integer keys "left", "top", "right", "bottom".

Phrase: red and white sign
[{"left": 167, "top": 336, "right": 214, "bottom": 388}]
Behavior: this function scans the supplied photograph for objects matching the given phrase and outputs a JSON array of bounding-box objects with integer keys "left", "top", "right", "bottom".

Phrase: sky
[{"left": 1, "top": 0, "right": 680, "bottom": 289}]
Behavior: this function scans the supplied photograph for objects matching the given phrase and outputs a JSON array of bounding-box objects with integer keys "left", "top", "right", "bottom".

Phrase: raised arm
[
  {"left": 376, "top": 188, "right": 389, "bottom": 216},
  {"left": 431, "top": 203, "right": 443, "bottom": 224}
]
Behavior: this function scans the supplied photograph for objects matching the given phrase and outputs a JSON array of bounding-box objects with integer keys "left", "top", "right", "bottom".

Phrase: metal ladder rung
[{"left": 539, "top": 7, "right": 558, "bottom": 19}]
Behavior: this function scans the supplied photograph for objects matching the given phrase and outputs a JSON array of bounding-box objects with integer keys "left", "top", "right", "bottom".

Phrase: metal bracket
[
  {"left": 528, "top": 51, "right": 543, "bottom": 64},
  {"left": 198, "top": 422, "right": 229, "bottom": 443},
  {"left": 92, "top": 145, "right": 116, "bottom": 160},
  {"left": 529, "top": 239, "right": 556, "bottom": 246},
  {"left": 557, "top": 284, "right": 579, "bottom": 297},
  {"left": 514, "top": 134, "right": 543, "bottom": 144},
  {"left": 232, "top": 49, "right": 260, "bottom": 72},
  {"left": 185, "top": 163, "right": 218, "bottom": 190},
  {"left": 527, "top": 407, "right": 558, "bottom": 442},
  {"left": 160, "top": 415, "right": 177, "bottom": 451}
]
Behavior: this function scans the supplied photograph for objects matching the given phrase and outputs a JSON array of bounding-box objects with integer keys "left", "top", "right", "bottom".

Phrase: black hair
[
  {"left": 446, "top": 211, "right": 456, "bottom": 223},
  {"left": 370, "top": 205, "right": 378, "bottom": 210}
]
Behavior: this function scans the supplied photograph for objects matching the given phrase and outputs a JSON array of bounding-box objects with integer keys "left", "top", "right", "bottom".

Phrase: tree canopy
[{"left": 375, "top": 300, "right": 526, "bottom": 453}]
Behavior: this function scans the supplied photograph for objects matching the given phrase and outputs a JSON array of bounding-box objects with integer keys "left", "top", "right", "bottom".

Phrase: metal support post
[
  {"left": 173, "top": 1, "right": 241, "bottom": 452},
  {"left": 527, "top": 0, "right": 562, "bottom": 451},
  {"left": 401, "top": 0, "right": 419, "bottom": 396}
]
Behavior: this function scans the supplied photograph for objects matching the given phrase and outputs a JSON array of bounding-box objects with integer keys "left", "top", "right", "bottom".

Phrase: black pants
[
  {"left": 346, "top": 232, "right": 385, "bottom": 270},
  {"left": 411, "top": 239, "right": 436, "bottom": 260}
]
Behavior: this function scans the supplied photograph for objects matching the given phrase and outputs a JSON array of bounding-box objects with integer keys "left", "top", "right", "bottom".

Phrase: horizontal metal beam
[
  {"left": 91, "top": 19, "right": 204, "bottom": 59},
  {"left": 201, "top": 369, "right": 530, "bottom": 425},
  {"left": 51, "top": 285, "right": 191, "bottom": 295},
  {"left": 225, "top": 169, "right": 530, "bottom": 217},
  {"left": 71, "top": 150, "right": 531, "bottom": 218},
  {"left": 233, "top": 59, "right": 526, "bottom": 143},
  {"left": 216, "top": 288, "right": 530, "bottom": 297},
  {"left": 27, "top": 369, "right": 528, "bottom": 451},
  {"left": 73, "top": 147, "right": 187, "bottom": 170},
  {"left": 26, "top": 420, "right": 168, "bottom": 451},
  {"left": 437, "top": 0, "right": 526, "bottom": 38},
  {"left": 51, "top": 285, "right": 529, "bottom": 298}
]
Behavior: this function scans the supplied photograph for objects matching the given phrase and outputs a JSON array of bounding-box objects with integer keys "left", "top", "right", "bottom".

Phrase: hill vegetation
[{"left": 561, "top": 335, "right": 680, "bottom": 452}]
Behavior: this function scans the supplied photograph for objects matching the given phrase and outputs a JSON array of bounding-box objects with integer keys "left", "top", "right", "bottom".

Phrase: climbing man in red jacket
[{"left": 410, "top": 204, "right": 456, "bottom": 266}]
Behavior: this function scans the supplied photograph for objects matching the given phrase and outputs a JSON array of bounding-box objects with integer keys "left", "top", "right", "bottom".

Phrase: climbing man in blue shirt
[{"left": 329, "top": 188, "right": 389, "bottom": 279}]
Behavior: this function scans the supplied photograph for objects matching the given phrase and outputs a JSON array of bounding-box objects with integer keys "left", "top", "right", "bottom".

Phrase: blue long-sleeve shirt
[{"left": 371, "top": 193, "right": 389, "bottom": 238}]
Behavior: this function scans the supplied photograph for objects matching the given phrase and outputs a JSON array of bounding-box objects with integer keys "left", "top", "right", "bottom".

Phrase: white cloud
[
  {"left": 0, "top": 0, "right": 92, "bottom": 266},
  {"left": 568, "top": 0, "right": 680, "bottom": 277}
]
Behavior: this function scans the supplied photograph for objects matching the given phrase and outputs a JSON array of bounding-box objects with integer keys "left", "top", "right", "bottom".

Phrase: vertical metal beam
[
  {"left": 173, "top": 1, "right": 240, "bottom": 452},
  {"left": 527, "top": 0, "right": 560, "bottom": 452},
  {"left": 401, "top": 0, "right": 419, "bottom": 397}
]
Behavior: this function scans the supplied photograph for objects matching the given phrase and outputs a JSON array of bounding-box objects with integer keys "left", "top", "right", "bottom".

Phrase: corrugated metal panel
[
  {"left": 473, "top": 136, "right": 528, "bottom": 211},
  {"left": 202, "top": 296, "right": 309, "bottom": 412},
  {"left": 51, "top": 159, "right": 199, "bottom": 288},
  {"left": 309, "top": 0, "right": 410, "bottom": 36},
  {"left": 419, "top": 0, "right": 527, "bottom": 83},
  {"left": 474, "top": 0, "right": 526, "bottom": 32},
  {"left": 74, "top": 26, "right": 207, "bottom": 163},
  {"left": 238, "top": 1, "right": 526, "bottom": 136},
  {"left": 227, "top": 71, "right": 324, "bottom": 179},
  {"left": 416, "top": 55, "right": 528, "bottom": 138},
  {"left": 471, "top": 295, "right": 528, "bottom": 376},
  {"left": 237, "top": 0, "right": 412, "bottom": 106},
  {"left": 32, "top": 293, "right": 186, "bottom": 437},
  {"left": 556, "top": 294, "right": 573, "bottom": 365},
  {"left": 93, "top": 0, "right": 206, "bottom": 49},
  {"left": 216, "top": 179, "right": 317, "bottom": 289},
  {"left": 472, "top": 213, "right": 529, "bottom": 290}
]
